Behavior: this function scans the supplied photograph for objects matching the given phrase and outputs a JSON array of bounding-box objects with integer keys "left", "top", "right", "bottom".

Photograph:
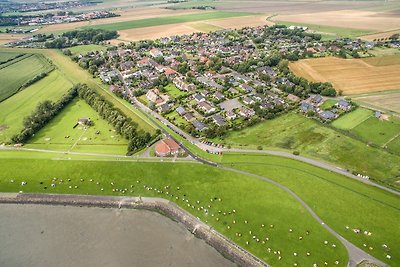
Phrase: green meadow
[
  {"left": 68, "top": 44, "right": 107, "bottom": 55},
  {"left": 83, "top": 12, "right": 255, "bottom": 31},
  {"left": 221, "top": 153, "right": 400, "bottom": 266},
  {"left": 0, "top": 51, "right": 23, "bottom": 64},
  {"left": 0, "top": 53, "right": 53, "bottom": 102},
  {"left": 165, "top": 83, "right": 187, "bottom": 98},
  {"left": 331, "top": 108, "right": 373, "bottom": 130},
  {"left": 0, "top": 152, "right": 348, "bottom": 267},
  {"left": 0, "top": 70, "right": 72, "bottom": 143},
  {"left": 213, "top": 113, "right": 400, "bottom": 187},
  {"left": 26, "top": 98, "right": 128, "bottom": 155}
]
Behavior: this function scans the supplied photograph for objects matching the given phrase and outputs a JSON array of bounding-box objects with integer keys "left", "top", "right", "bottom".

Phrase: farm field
[
  {"left": 361, "top": 29, "right": 400, "bottom": 41},
  {"left": 331, "top": 108, "right": 373, "bottom": 130},
  {"left": 26, "top": 98, "right": 128, "bottom": 155},
  {"left": 0, "top": 70, "right": 73, "bottom": 143},
  {"left": 2, "top": 48, "right": 157, "bottom": 134},
  {"left": 353, "top": 91, "right": 400, "bottom": 114},
  {"left": 273, "top": 10, "right": 400, "bottom": 32},
  {"left": 0, "top": 153, "right": 349, "bottom": 267},
  {"left": 351, "top": 116, "right": 400, "bottom": 147},
  {"left": 0, "top": 51, "right": 22, "bottom": 63},
  {"left": 289, "top": 57, "right": 400, "bottom": 95},
  {"left": 212, "top": 113, "right": 400, "bottom": 187},
  {"left": 0, "top": 53, "right": 53, "bottom": 102},
  {"left": 82, "top": 12, "right": 255, "bottom": 31},
  {"left": 220, "top": 153, "right": 400, "bottom": 267},
  {"left": 68, "top": 45, "right": 107, "bottom": 55},
  {"left": 362, "top": 54, "right": 400, "bottom": 67}
]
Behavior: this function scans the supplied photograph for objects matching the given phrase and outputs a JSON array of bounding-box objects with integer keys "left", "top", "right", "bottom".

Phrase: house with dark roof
[
  {"left": 319, "top": 111, "right": 337, "bottom": 121},
  {"left": 336, "top": 100, "right": 352, "bottom": 111},
  {"left": 212, "top": 114, "right": 226, "bottom": 126},
  {"left": 192, "top": 120, "right": 208, "bottom": 131}
]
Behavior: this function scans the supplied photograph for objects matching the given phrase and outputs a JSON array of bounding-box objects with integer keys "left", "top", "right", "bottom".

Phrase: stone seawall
[{"left": 0, "top": 193, "right": 269, "bottom": 267}]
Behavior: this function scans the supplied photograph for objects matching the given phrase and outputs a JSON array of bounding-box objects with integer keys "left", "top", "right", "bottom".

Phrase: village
[{"left": 74, "top": 25, "right": 379, "bottom": 140}]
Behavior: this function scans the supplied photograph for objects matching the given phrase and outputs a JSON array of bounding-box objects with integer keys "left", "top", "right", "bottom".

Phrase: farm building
[
  {"left": 155, "top": 138, "right": 181, "bottom": 157},
  {"left": 78, "top": 117, "right": 91, "bottom": 125}
]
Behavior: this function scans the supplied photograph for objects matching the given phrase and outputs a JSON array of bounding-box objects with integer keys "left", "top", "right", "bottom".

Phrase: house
[
  {"left": 238, "top": 107, "right": 255, "bottom": 118},
  {"left": 228, "top": 88, "right": 238, "bottom": 95},
  {"left": 176, "top": 106, "right": 186, "bottom": 116},
  {"left": 192, "top": 120, "right": 208, "bottom": 131},
  {"left": 198, "top": 101, "right": 216, "bottom": 114},
  {"left": 78, "top": 117, "right": 90, "bottom": 125},
  {"left": 336, "top": 100, "right": 352, "bottom": 111},
  {"left": 319, "top": 111, "right": 337, "bottom": 121},
  {"left": 150, "top": 48, "right": 163, "bottom": 58},
  {"left": 155, "top": 138, "right": 181, "bottom": 157},
  {"left": 109, "top": 85, "right": 120, "bottom": 93},
  {"left": 243, "top": 96, "right": 254, "bottom": 105},
  {"left": 310, "top": 95, "right": 323, "bottom": 105},
  {"left": 213, "top": 91, "right": 225, "bottom": 101},
  {"left": 240, "top": 84, "right": 254, "bottom": 93},
  {"left": 260, "top": 102, "right": 274, "bottom": 109},
  {"left": 212, "top": 114, "right": 226, "bottom": 126},
  {"left": 173, "top": 77, "right": 196, "bottom": 92},
  {"left": 183, "top": 112, "right": 195, "bottom": 122},
  {"left": 287, "top": 94, "right": 300, "bottom": 102},
  {"left": 158, "top": 103, "right": 170, "bottom": 113},
  {"left": 146, "top": 89, "right": 161, "bottom": 103},
  {"left": 300, "top": 102, "right": 314, "bottom": 113},
  {"left": 225, "top": 110, "right": 237, "bottom": 120},
  {"left": 375, "top": 111, "right": 382, "bottom": 119},
  {"left": 193, "top": 94, "right": 205, "bottom": 103}
]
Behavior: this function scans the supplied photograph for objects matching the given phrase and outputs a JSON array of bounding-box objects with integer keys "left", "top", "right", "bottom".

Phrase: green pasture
[
  {"left": 352, "top": 116, "right": 400, "bottom": 147},
  {"left": 0, "top": 51, "right": 23, "bottom": 64},
  {"left": 0, "top": 53, "right": 53, "bottom": 102},
  {"left": 212, "top": 113, "right": 400, "bottom": 186},
  {"left": 0, "top": 70, "right": 72, "bottom": 143},
  {"left": 221, "top": 153, "right": 400, "bottom": 267},
  {"left": 26, "top": 98, "right": 128, "bottom": 155},
  {"left": 68, "top": 44, "right": 107, "bottom": 55},
  {"left": 0, "top": 153, "right": 348, "bottom": 267},
  {"left": 331, "top": 108, "right": 373, "bottom": 130},
  {"left": 320, "top": 99, "right": 337, "bottom": 110},
  {"left": 83, "top": 11, "right": 255, "bottom": 31}
]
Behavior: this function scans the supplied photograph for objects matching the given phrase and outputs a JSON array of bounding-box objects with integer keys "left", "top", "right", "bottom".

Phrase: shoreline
[{"left": 0, "top": 193, "right": 269, "bottom": 267}]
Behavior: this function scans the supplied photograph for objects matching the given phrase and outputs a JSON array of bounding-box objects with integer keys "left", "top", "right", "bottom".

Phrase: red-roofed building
[{"left": 155, "top": 138, "right": 181, "bottom": 157}]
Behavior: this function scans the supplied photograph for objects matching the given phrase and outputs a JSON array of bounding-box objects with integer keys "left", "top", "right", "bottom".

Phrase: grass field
[
  {"left": 352, "top": 116, "right": 400, "bottom": 147},
  {"left": 0, "top": 152, "right": 349, "bottom": 267},
  {"left": 275, "top": 21, "right": 371, "bottom": 40},
  {"left": 0, "top": 53, "right": 53, "bottom": 102},
  {"left": 213, "top": 113, "right": 400, "bottom": 187},
  {"left": 320, "top": 99, "right": 337, "bottom": 110},
  {"left": 0, "top": 51, "right": 22, "bottom": 63},
  {"left": 332, "top": 108, "right": 373, "bottom": 130},
  {"left": 83, "top": 11, "right": 255, "bottom": 31},
  {"left": 289, "top": 57, "right": 400, "bottom": 95},
  {"left": 2, "top": 48, "right": 157, "bottom": 134},
  {"left": 26, "top": 98, "right": 128, "bottom": 154},
  {"left": 0, "top": 70, "right": 72, "bottom": 143},
  {"left": 165, "top": 83, "right": 187, "bottom": 98},
  {"left": 362, "top": 54, "right": 400, "bottom": 67},
  {"left": 68, "top": 45, "right": 107, "bottom": 55},
  {"left": 221, "top": 153, "right": 400, "bottom": 267}
]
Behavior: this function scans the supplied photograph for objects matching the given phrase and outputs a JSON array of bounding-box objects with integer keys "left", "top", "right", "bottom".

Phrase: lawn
[
  {"left": 165, "top": 83, "right": 187, "bottom": 98},
  {"left": 26, "top": 98, "right": 128, "bottom": 155},
  {"left": 320, "top": 99, "right": 337, "bottom": 110},
  {"left": 331, "top": 108, "right": 373, "bottom": 130},
  {"left": 221, "top": 153, "right": 400, "bottom": 267},
  {"left": 83, "top": 11, "right": 255, "bottom": 31},
  {"left": 0, "top": 70, "right": 72, "bottom": 143},
  {"left": 212, "top": 113, "right": 400, "bottom": 187},
  {"left": 387, "top": 135, "right": 400, "bottom": 155},
  {"left": 352, "top": 116, "right": 400, "bottom": 147},
  {"left": 68, "top": 44, "right": 107, "bottom": 55},
  {"left": 0, "top": 153, "right": 348, "bottom": 267},
  {"left": 0, "top": 53, "right": 53, "bottom": 102}
]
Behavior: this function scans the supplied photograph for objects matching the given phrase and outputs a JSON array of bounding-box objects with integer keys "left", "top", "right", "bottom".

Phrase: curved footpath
[{"left": 0, "top": 193, "right": 268, "bottom": 267}]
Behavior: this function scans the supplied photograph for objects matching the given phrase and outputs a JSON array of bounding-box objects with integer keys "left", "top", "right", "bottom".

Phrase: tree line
[
  {"left": 76, "top": 84, "right": 156, "bottom": 155},
  {"left": 45, "top": 29, "right": 118, "bottom": 49},
  {"left": 11, "top": 86, "right": 78, "bottom": 144}
]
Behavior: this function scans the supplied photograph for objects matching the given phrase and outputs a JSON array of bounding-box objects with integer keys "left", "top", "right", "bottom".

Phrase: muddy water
[{"left": 0, "top": 204, "right": 235, "bottom": 267}]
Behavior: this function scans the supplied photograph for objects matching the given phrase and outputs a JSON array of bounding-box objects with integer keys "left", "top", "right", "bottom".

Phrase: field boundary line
[{"left": 383, "top": 132, "right": 400, "bottom": 148}]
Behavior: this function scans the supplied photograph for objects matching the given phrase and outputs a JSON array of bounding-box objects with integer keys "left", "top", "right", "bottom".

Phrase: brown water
[{"left": 0, "top": 204, "right": 235, "bottom": 267}]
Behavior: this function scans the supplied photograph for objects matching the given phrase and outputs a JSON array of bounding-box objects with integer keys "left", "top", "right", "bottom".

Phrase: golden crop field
[
  {"left": 353, "top": 91, "right": 400, "bottom": 114},
  {"left": 289, "top": 57, "right": 400, "bottom": 95}
]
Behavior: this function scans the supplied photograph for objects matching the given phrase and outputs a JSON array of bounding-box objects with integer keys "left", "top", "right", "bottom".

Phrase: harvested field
[
  {"left": 362, "top": 54, "right": 400, "bottom": 67},
  {"left": 289, "top": 57, "right": 400, "bottom": 95},
  {"left": 0, "top": 34, "right": 28, "bottom": 45},
  {"left": 117, "top": 14, "right": 270, "bottom": 41},
  {"left": 353, "top": 91, "right": 400, "bottom": 114},
  {"left": 274, "top": 10, "right": 400, "bottom": 32},
  {"left": 360, "top": 29, "right": 400, "bottom": 41}
]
